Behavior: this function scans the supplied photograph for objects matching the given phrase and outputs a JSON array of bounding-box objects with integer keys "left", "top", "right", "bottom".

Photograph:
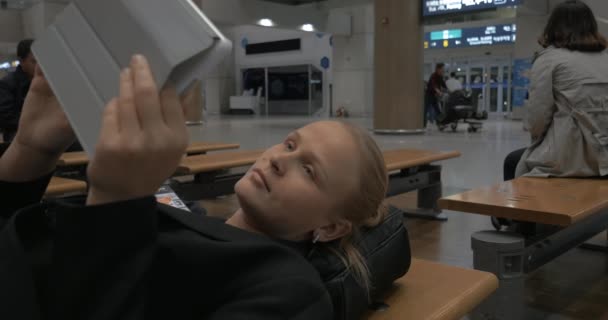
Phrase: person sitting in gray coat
[{"left": 504, "top": 0, "right": 608, "bottom": 180}]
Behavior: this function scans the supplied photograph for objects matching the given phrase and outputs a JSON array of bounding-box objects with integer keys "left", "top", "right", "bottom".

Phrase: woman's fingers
[
  {"left": 131, "top": 54, "right": 164, "bottom": 130},
  {"left": 99, "top": 98, "right": 120, "bottom": 140},
  {"left": 87, "top": 54, "right": 191, "bottom": 205},
  {"left": 160, "top": 86, "right": 186, "bottom": 130},
  {"left": 118, "top": 68, "right": 140, "bottom": 134}
]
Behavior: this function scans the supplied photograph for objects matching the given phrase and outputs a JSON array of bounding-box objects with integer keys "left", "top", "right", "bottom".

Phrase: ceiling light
[
  {"left": 258, "top": 18, "right": 274, "bottom": 27},
  {"left": 301, "top": 24, "right": 315, "bottom": 32}
]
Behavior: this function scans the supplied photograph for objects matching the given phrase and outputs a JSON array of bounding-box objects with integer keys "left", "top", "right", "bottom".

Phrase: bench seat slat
[
  {"left": 176, "top": 150, "right": 264, "bottom": 174},
  {"left": 45, "top": 177, "right": 87, "bottom": 197},
  {"left": 384, "top": 149, "right": 461, "bottom": 172},
  {"left": 439, "top": 177, "right": 608, "bottom": 226},
  {"left": 176, "top": 148, "right": 461, "bottom": 175},
  {"left": 57, "top": 141, "right": 241, "bottom": 167},
  {"left": 365, "top": 259, "right": 498, "bottom": 320}
]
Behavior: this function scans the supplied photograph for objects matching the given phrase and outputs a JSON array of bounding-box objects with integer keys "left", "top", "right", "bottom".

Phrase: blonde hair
[{"left": 327, "top": 122, "right": 389, "bottom": 294}]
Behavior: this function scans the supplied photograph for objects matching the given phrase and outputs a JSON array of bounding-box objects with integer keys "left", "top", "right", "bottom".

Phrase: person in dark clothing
[
  {"left": 0, "top": 39, "right": 36, "bottom": 142},
  {"left": 425, "top": 63, "right": 447, "bottom": 127},
  {"left": 0, "top": 55, "right": 389, "bottom": 319},
  {"left": 503, "top": 148, "right": 527, "bottom": 181}
]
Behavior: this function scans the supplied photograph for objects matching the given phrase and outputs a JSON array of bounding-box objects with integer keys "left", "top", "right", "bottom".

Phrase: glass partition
[{"left": 240, "top": 64, "right": 323, "bottom": 116}]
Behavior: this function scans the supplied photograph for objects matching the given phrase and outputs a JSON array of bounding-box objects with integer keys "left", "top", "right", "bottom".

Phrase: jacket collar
[{"left": 157, "top": 203, "right": 265, "bottom": 243}]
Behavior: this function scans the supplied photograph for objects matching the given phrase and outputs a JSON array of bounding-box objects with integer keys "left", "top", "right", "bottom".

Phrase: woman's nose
[
  {"left": 269, "top": 151, "right": 297, "bottom": 176},
  {"left": 269, "top": 156, "right": 285, "bottom": 176}
]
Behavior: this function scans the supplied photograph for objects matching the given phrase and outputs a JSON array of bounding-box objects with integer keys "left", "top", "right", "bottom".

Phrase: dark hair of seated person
[{"left": 539, "top": 0, "right": 607, "bottom": 52}]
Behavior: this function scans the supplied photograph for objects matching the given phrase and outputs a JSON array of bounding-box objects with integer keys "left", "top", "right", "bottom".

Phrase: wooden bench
[
  {"left": 176, "top": 149, "right": 263, "bottom": 175},
  {"left": 365, "top": 259, "right": 498, "bottom": 320},
  {"left": 172, "top": 148, "right": 461, "bottom": 205},
  {"left": 384, "top": 149, "right": 461, "bottom": 172},
  {"left": 185, "top": 141, "right": 240, "bottom": 156},
  {"left": 172, "top": 149, "right": 264, "bottom": 200},
  {"left": 438, "top": 177, "right": 608, "bottom": 319},
  {"left": 57, "top": 141, "right": 240, "bottom": 167},
  {"left": 439, "top": 177, "right": 608, "bottom": 227},
  {"left": 45, "top": 177, "right": 87, "bottom": 198}
]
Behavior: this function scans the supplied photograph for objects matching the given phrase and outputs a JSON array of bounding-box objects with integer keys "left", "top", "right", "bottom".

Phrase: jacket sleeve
[
  {"left": 208, "top": 276, "right": 334, "bottom": 320},
  {"left": 525, "top": 53, "right": 557, "bottom": 142},
  {"left": 47, "top": 197, "right": 158, "bottom": 320},
  {"left": 0, "top": 77, "right": 19, "bottom": 130},
  {"left": 0, "top": 174, "right": 52, "bottom": 230}
]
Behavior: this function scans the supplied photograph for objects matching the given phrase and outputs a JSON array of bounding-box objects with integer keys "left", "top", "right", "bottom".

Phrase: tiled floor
[{"left": 193, "top": 115, "right": 608, "bottom": 320}]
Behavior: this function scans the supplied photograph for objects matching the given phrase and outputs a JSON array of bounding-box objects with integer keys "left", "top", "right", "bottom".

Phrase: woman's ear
[{"left": 317, "top": 219, "right": 352, "bottom": 243}]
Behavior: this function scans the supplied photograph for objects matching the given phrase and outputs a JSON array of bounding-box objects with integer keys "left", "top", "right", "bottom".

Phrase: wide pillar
[{"left": 374, "top": 0, "right": 423, "bottom": 133}]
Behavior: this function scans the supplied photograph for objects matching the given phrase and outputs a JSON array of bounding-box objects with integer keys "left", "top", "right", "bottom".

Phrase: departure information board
[
  {"left": 423, "top": 0, "right": 522, "bottom": 17},
  {"left": 424, "top": 23, "right": 516, "bottom": 49}
]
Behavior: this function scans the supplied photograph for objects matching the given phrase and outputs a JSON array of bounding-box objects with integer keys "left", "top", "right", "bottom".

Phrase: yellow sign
[{"left": 443, "top": 40, "right": 449, "bottom": 48}]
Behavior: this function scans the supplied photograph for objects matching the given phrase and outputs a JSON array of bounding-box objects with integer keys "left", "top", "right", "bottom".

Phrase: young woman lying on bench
[{"left": 0, "top": 55, "right": 390, "bottom": 319}]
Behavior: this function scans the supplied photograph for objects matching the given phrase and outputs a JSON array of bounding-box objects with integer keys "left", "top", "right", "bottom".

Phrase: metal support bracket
[
  {"left": 469, "top": 208, "right": 608, "bottom": 319},
  {"left": 387, "top": 165, "right": 447, "bottom": 221}
]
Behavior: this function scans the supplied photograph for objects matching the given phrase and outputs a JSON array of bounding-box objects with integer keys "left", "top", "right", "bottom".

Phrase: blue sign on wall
[
  {"left": 241, "top": 37, "right": 249, "bottom": 49},
  {"left": 321, "top": 57, "right": 330, "bottom": 70},
  {"left": 512, "top": 58, "right": 534, "bottom": 108}
]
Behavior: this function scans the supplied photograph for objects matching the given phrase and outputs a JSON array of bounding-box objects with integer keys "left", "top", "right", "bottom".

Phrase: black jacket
[
  {"left": 426, "top": 72, "right": 447, "bottom": 104},
  {"left": 0, "top": 175, "right": 333, "bottom": 320},
  {"left": 0, "top": 66, "right": 31, "bottom": 134}
]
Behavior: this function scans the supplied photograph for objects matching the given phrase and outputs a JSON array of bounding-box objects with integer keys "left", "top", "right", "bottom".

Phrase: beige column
[
  {"left": 374, "top": 0, "right": 424, "bottom": 133},
  {"left": 182, "top": 80, "right": 205, "bottom": 125}
]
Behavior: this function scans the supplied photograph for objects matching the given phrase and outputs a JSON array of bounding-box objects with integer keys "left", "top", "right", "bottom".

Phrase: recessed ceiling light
[
  {"left": 301, "top": 23, "right": 315, "bottom": 32},
  {"left": 258, "top": 18, "right": 274, "bottom": 27}
]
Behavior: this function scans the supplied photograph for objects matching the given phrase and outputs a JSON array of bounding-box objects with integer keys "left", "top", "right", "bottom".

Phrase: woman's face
[{"left": 234, "top": 121, "right": 359, "bottom": 241}]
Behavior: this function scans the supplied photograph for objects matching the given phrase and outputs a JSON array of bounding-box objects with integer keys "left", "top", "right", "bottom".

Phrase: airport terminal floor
[{"left": 194, "top": 115, "right": 608, "bottom": 320}]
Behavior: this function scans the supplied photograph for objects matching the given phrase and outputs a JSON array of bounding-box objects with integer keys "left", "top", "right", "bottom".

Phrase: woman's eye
[
  {"left": 285, "top": 141, "right": 295, "bottom": 151},
  {"left": 304, "top": 166, "right": 314, "bottom": 178}
]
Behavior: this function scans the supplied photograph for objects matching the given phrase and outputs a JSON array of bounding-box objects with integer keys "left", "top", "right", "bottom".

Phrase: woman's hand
[
  {"left": 0, "top": 65, "right": 76, "bottom": 182},
  {"left": 14, "top": 65, "right": 76, "bottom": 156},
  {"left": 86, "top": 55, "right": 189, "bottom": 206}
]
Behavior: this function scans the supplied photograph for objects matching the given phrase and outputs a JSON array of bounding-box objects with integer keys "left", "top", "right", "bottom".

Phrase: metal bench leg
[
  {"left": 470, "top": 231, "right": 526, "bottom": 320},
  {"left": 402, "top": 180, "right": 448, "bottom": 221}
]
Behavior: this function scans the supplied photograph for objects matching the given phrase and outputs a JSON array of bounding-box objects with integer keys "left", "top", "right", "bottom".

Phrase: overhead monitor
[
  {"left": 423, "top": 0, "right": 523, "bottom": 17},
  {"left": 424, "top": 23, "right": 516, "bottom": 49}
]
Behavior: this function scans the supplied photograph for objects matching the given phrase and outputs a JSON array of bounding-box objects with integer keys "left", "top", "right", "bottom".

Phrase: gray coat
[{"left": 516, "top": 47, "right": 608, "bottom": 177}]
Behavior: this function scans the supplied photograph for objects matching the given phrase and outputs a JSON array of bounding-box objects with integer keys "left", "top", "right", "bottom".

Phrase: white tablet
[{"left": 32, "top": 0, "right": 232, "bottom": 156}]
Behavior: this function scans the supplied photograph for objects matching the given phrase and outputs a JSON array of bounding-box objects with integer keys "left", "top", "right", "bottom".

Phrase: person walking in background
[{"left": 425, "top": 63, "right": 447, "bottom": 127}]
